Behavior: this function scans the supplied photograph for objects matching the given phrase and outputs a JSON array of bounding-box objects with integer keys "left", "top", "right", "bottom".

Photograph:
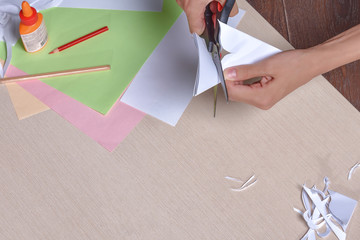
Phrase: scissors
[{"left": 201, "top": 0, "right": 235, "bottom": 117}]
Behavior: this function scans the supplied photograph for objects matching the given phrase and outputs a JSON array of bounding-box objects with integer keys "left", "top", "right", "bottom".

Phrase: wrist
[
  {"left": 304, "top": 24, "right": 360, "bottom": 77},
  {"left": 297, "top": 47, "right": 325, "bottom": 80}
]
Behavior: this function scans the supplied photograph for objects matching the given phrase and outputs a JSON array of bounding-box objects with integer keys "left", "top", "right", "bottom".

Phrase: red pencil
[{"left": 49, "top": 26, "right": 109, "bottom": 54}]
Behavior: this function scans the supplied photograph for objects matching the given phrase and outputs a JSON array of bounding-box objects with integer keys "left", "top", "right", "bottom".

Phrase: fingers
[
  {"left": 184, "top": 0, "right": 239, "bottom": 34},
  {"left": 226, "top": 80, "right": 278, "bottom": 110},
  {"left": 260, "top": 76, "right": 273, "bottom": 85},
  {"left": 226, "top": 81, "right": 264, "bottom": 107},
  {"left": 226, "top": 70, "right": 288, "bottom": 110},
  {"left": 230, "top": 2, "right": 239, "bottom": 17},
  {"left": 224, "top": 64, "right": 266, "bottom": 81},
  {"left": 216, "top": 0, "right": 239, "bottom": 16},
  {"left": 184, "top": 4, "right": 208, "bottom": 34},
  {"left": 186, "top": 12, "right": 206, "bottom": 35},
  {"left": 177, "top": 0, "right": 212, "bottom": 34}
]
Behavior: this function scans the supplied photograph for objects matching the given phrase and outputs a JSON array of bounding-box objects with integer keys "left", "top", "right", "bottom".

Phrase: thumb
[
  {"left": 224, "top": 64, "right": 264, "bottom": 81},
  {"left": 229, "top": 2, "right": 239, "bottom": 17}
]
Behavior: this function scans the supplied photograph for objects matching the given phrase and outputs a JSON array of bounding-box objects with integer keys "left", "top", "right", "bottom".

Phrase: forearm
[{"left": 306, "top": 24, "right": 360, "bottom": 77}]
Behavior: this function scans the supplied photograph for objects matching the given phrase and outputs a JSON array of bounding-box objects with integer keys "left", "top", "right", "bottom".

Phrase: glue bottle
[{"left": 19, "top": 1, "right": 48, "bottom": 53}]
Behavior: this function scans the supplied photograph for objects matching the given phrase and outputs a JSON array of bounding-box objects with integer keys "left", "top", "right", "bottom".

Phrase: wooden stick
[{"left": 0, "top": 65, "right": 111, "bottom": 84}]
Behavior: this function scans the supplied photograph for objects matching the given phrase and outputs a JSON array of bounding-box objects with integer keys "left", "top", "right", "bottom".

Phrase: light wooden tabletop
[{"left": 0, "top": 1, "right": 359, "bottom": 239}]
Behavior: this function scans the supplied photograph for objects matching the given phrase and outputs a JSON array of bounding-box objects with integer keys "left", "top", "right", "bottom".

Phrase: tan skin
[
  {"left": 176, "top": 0, "right": 360, "bottom": 110},
  {"left": 175, "top": 0, "right": 239, "bottom": 35}
]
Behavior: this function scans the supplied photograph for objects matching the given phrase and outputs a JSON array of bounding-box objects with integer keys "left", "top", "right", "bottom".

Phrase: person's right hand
[
  {"left": 176, "top": 0, "right": 238, "bottom": 35},
  {"left": 224, "top": 22, "right": 360, "bottom": 110},
  {"left": 224, "top": 49, "right": 318, "bottom": 109}
]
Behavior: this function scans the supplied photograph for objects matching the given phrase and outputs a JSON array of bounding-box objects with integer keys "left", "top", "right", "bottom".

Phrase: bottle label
[{"left": 20, "top": 20, "right": 48, "bottom": 53}]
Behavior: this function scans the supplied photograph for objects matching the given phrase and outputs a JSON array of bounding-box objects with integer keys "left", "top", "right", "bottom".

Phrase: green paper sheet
[{"left": 3, "top": 0, "right": 182, "bottom": 114}]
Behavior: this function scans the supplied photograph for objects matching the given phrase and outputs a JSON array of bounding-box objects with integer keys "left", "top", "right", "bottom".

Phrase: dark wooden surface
[{"left": 246, "top": 0, "right": 360, "bottom": 111}]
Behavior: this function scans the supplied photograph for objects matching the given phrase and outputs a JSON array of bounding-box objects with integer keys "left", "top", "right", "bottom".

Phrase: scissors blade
[
  {"left": 213, "top": 85, "right": 218, "bottom": 117},
  {"left": 219, "top": 0, "right": 236, "bottom": 24},
  {"left": 212, "top": 46, "right": 229, "bottom": 102}
]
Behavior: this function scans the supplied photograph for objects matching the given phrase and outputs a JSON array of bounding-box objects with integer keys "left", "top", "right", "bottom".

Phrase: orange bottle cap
[{"left": 19, "top": 1, "right": 38, "bottom": 26}]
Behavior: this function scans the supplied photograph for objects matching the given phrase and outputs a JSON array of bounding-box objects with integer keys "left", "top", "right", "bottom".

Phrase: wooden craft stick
[{"left": 0, "top": 65, "right": 111, "bottom": 84}]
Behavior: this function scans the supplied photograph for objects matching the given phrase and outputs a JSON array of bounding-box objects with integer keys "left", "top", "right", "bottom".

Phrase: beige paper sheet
[
  {"left": 0, "top": 1, "right": 359, "bottom": 239},
  {"left": 1, "top": 60, "right": 49, "bottom": 120},
  {"left": 5, "top": 83, "right": 49, "bottom": 120}
]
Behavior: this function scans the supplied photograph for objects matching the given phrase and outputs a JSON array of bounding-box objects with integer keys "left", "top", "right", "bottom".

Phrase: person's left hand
[{"left": 176, "top": 0, "right": 238, "bottom": 35}]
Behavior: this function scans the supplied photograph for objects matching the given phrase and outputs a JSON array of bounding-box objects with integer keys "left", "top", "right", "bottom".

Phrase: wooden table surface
[
  {"left": 246, "top": 0, "right": 360, "bottom": 111},
  {"left": 1, "top": 1, "right": 360, "bottom": 239}
]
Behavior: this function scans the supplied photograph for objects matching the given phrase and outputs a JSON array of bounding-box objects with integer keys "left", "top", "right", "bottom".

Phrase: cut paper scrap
[
  {"left": 348, "top": 162, "right": 360, "bottom": 180},
  {"left": 328, "top": 190, "right": 358, "bottom": 232},
  {"left": 58, "top": 0, "right": 163, "bottom": 12},
  {"left": 6, "top": 64, "right": 145, "bottom": 152},
  {"left": 225, "top": 175, "right": 257, "bottom": 192},
  {"left": 121, "top": 10, "right": 245, "bottom": 126},
  {"left": 193, "top": 19, "right": 281, "bottom": 96},
  {"left": 3, "top": 0, "right": 182, "bottom": 115},
  {"left": 293, "top": 177, "right": 357, "bottom": 240}
]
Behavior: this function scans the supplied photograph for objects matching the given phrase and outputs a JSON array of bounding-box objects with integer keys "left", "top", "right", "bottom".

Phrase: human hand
[
  {"left": 223, "top": 49, "right": 319, "bottom": 110},
  {"left": 176, "top": 0, "right": 238, "bottom": 35},
  {"left": 223, "top": 23, "right": 360, "bottom": 110}
]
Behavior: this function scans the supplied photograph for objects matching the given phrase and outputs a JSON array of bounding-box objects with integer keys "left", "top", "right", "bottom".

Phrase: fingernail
[{"left": 225, "top": 68, "right": 237, "bottom": 80}]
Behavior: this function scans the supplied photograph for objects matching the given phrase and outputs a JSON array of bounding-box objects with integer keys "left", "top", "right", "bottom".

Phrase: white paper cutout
[
  {"left": 225, "top": 175, "right": 257, "bottom": 192},
  {"left": 193, "top": 15, "right": 281, "bottom": 96},
  {"left": 348, "top": 162, "right": 359, "bottom": 180},
  {"left": 220, "top": 22, "right": 281, "bottom": 70},
  {"left": 328, "top": 190, "right": 357, "bottom": 231},
  {"left": 294, "top": 177, "right": 357, "bottom": 240}
]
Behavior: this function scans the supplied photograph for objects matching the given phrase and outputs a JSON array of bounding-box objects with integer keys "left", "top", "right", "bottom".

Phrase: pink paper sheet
[{"left": 7, "top": 65, "right": 145, "bottom": 152}]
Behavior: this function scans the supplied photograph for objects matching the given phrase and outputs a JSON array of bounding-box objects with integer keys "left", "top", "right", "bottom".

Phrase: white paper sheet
[
  {"left": 121, "top": 13, "right": 197, "bottom": 126},
  {"left": 220, "top": 21, "right": 282, "bottom": 69},
  {"left": 193, "top": 18, "right": 281, "bottom": 96},
  {"left": 121, "top": 10, "right": 245, "bottom": 126},
  {"left": 58, "top": 0, "right": 163, "bottom": 12},
  {"left": 193, "top": 34, "right": 219, "bottom": 96}
]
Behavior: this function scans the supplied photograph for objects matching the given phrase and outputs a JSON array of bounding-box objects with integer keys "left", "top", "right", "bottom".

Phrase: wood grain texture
[
  {"left": 246, "top": 0, "right": 360, "bottom": 111},
  {"left": 246, "top": 0, "right": 289, "bottom": 40}
]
